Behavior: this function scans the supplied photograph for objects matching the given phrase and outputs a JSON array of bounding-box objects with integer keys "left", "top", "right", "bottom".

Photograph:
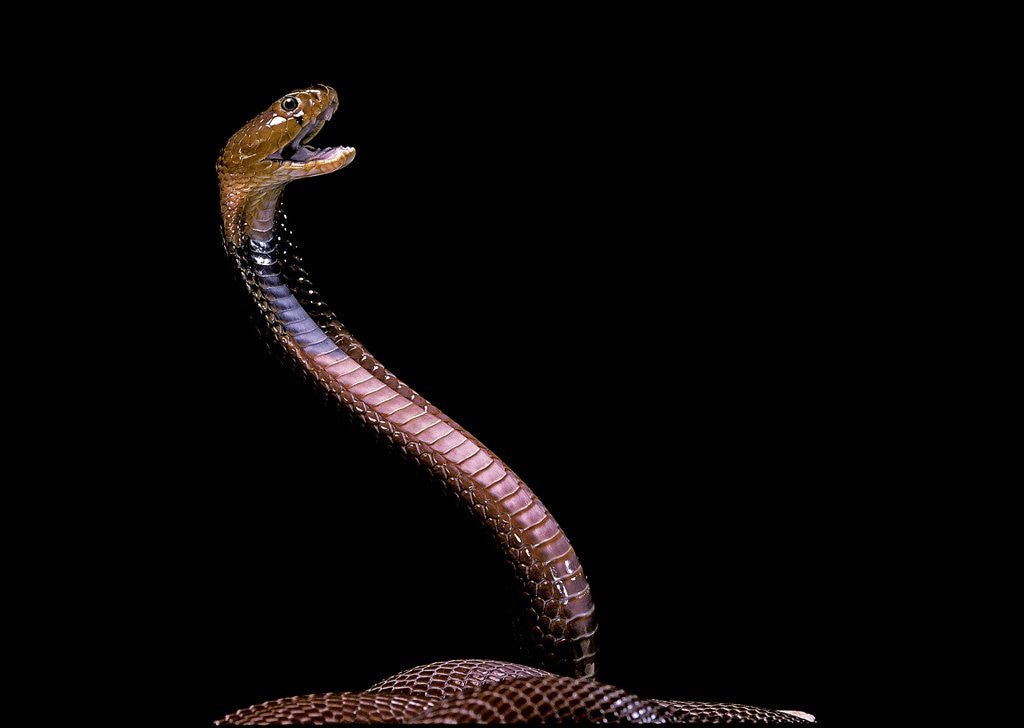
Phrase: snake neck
[
  {"left": 219, "top": 177, "right": 284, "bottom": 249},
  {"left": 245, "top": 191, "right": 284, "bottom": 246},
  {"left": 222, "top": 195, "right": 598, "bottom": 679}
]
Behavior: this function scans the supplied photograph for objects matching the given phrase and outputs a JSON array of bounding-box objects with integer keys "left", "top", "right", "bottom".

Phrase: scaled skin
[
  {"left": 216, "top": 85, "right": 600, "bottom": 680},
  {"left": 217, "top": 84, "right": 354, "bottom": 247},
  {"left": 214, "top": 86, "right": 811, "bottom": 724}
]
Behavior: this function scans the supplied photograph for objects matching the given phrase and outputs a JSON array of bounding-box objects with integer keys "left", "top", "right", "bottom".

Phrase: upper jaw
[{"left": 266, "top": 96, "right": 345, "bottom": 164}]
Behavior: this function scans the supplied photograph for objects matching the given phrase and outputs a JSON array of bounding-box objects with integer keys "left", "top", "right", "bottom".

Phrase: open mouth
[{"left": 266, "top": 96, "right": 352, "bottom": 164}]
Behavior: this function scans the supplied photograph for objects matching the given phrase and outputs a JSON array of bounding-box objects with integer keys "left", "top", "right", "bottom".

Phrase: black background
[{"left": 80, "top": 20, "right": 875, "bottom": 726}]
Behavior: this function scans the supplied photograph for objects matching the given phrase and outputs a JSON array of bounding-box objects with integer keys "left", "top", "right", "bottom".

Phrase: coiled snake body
[{"left": 215, "top": 85, "right": 813, "bottom": 724}]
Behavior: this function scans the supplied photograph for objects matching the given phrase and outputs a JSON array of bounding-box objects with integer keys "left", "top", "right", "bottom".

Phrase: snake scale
[{"left": 215, "top": 84, "right": 814, "bottom": 724}]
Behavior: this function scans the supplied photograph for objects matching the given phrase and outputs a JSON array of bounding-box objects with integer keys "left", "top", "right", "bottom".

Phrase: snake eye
[{"left": 281, "top": 96, "right": 299, "bottom": 112}]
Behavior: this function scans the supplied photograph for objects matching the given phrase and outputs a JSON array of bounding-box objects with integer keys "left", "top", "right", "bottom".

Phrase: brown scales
[{"left": 215, "top": 86, "right": 813, "bottom": 724}]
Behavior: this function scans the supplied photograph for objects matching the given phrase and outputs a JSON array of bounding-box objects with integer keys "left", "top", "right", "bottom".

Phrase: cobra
[{"left": 215, "top": 84, "right": 814, "bottom": 724}]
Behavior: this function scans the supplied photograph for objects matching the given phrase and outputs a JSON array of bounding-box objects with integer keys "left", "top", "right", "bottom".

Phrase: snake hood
[{"left": 217, "top": 84, "right": 355, "bottom": 246}]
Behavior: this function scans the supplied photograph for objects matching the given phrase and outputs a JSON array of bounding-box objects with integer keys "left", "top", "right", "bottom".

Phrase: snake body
[{"left": 215, "top": 85, "right": 813, "bottom": 724}]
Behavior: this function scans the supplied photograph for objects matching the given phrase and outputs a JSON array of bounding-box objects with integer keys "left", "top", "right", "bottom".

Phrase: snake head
[{"left": 218, "top": 84, "right": 355, "bottom": 244}]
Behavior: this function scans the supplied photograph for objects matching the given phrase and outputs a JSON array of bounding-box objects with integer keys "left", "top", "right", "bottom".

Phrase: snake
[{"left": 214, "top": 84, "right": 815, "bottom": 725}]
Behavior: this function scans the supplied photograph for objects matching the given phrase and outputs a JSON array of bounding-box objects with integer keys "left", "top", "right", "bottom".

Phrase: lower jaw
[{"left": 281, "top": 146, "right": 356, "bottom": 178}]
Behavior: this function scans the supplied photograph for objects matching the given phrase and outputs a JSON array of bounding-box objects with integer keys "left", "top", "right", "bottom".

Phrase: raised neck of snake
[{"left": 215, "top": 85, "right": 598, "bottom": 678}]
